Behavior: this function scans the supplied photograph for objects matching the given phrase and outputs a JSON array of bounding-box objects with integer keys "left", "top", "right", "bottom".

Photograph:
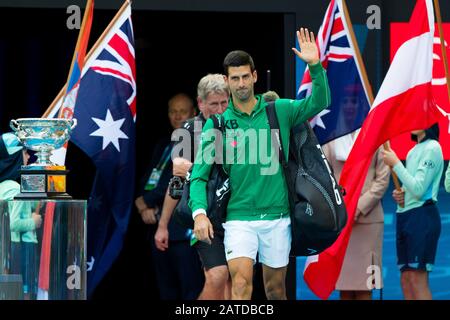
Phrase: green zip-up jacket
[{"left": 189, "top": 62, "right": 331, "bottom": 221}]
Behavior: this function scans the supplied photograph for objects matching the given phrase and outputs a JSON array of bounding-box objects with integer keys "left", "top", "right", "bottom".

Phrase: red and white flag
[
  {"left": 303, "top": 0, "right": 445, "bottom": 299},
  {"left": 390, "top": 22, "right": 450, "bottom": 159}
]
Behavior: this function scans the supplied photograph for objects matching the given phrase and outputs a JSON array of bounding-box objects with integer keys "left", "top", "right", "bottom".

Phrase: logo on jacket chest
[{"left": 225, "top": 119, "right": 239, "bottom": 129}]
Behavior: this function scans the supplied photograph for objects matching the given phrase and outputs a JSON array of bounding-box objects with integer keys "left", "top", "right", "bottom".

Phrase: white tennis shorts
[{"left": 223, "top": 217, "right": 291, "bottom": 268}]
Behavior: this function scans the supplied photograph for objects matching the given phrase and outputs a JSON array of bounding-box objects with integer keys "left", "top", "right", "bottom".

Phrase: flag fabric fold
[
  {"left": 390, "top": 21, "right": 450, "bottom": 159},
  {"left": 297, "top": 0, "right": 371, "bottom": 145},
  {"left": 303, "top": 0, "right": 444, "bottom": 299}
]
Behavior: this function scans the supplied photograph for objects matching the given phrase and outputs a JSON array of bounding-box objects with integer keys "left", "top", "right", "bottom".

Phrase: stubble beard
[{"left": 234, "top": 88, "right": 252, "bottom": 103}]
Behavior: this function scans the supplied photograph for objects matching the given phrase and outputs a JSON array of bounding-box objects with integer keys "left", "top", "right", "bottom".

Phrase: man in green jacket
[{"left": 189, "top": 28, "right": 331, "bottom": 300}]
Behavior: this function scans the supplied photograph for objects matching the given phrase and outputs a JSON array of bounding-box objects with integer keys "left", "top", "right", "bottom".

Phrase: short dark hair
[
  {"left": 424, "top": 123, "right": 440, "bottom": 141},
  {"left": 223, "top": 50, "right": 255, "bottom": 76}
]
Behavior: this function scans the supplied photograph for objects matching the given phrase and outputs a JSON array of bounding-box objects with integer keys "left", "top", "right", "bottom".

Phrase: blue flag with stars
[
  {"left": 70, "top": 4, "right": 136, "bottom": 297},
  {"left": 297, "top": 0, "right": 371, "bottom": 145}
]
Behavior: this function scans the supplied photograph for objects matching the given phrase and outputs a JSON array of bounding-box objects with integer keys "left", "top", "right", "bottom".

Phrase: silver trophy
[{"left": 10, "top": 118, "right": 77, "bottom": 199}]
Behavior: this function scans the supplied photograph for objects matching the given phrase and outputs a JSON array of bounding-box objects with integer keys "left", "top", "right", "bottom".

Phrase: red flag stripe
[
  {"left": 327, "top": 53, "right": 352, "bottom": 60},
  {"left": 109, "top": 34, "right": 136, "bottom": 82},
  {"left": 38, "top": 202, "right": 56, "bottom": 291},
  {"left": 321, "top": 0, "right": 336, "bottom": 44},
  {"left": 406, "top": 0, "right": 432, "bottom": 39},
  {"left": 331, "top": 17, "right": 344, "bottom": 35}
]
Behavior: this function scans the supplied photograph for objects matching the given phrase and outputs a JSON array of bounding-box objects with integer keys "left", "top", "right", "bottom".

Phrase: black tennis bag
[
  {"left": 172, "top": 115, "right": 230, "bottom": 232},
  {"left": 266, "top": 103, "right": 347, "bottom": 256}
]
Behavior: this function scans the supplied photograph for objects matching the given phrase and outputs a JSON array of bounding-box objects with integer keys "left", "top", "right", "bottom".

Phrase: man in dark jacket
[
  {"left": 155, "top": 74, "right": 231, "bottom": 299},
  {"left": 135, "top": 93, "right": 204, "bottom": 299}
]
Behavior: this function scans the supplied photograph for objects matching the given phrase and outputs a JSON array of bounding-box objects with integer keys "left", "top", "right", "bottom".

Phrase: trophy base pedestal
[
  {"left": 13, "top": 192, "right": 72, "bottom": 200},
  {"left": 1, "top": 198, "right": 87, "bottom": 299},
  {"left": 16, "top": 167, "right": 71, "bottom": 200}
]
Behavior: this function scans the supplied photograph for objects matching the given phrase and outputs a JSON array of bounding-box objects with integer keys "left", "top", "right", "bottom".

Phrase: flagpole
[
  {"left": 61, "top": 0, "right": 94, "bottom": 100},
  {"left": 342, "top": 0, "right": 402, "bottom": 192},
  {"left": 42, "top": 0, "right": 131, "bottom": 118},
  {"left": 341, "top": 0, "right": 374, "bottom": 102},
  {"left": 433, "top": 0, "right": 450, "bottom": 103},
  {"left": 42, "top": 87, "right": 65, "bottom": 118}
]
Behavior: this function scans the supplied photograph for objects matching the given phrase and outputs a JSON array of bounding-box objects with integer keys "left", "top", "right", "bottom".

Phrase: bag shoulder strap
[
  {"left": 265, "top": 102, "right": 284, "bottom": 163},
  {"left": 210, "top": 114, "right": 225, "bottom": 132},
  {"left": 208, "top": 114, "right": 226, "bottom": 174},
  {"left": 265, "top": 102, "right": 298, "bottom": 205}
]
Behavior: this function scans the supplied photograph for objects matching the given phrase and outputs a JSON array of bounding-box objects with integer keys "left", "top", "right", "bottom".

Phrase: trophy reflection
[{"left": 10, "top": 118, "right": 77, "bottom": 199}]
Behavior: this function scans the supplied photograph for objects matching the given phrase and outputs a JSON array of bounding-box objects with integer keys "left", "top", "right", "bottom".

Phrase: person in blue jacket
[{"left": 383, "top": 123, "right": 443, "bottom": 300}]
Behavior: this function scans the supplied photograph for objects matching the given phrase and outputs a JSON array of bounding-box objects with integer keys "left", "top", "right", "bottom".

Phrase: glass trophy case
[{"left": 0, "top": 199, "right": 86, "bottom": 300}]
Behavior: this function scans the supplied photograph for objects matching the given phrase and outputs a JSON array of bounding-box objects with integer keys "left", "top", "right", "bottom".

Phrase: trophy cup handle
[
  {"left": 10, "top": 119, "right": 20, "bottom": 132},
  {"left": 71, "top": 118, "right": 78, "bottom": 130}
]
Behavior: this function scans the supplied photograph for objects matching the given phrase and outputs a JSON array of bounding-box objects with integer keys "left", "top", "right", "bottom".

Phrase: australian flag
[
  {"left": 69, "top": 4, "right": 136, "bottom": 297},
  {"left": 297, "top": 0, "right": 371, "bottom": 144}
]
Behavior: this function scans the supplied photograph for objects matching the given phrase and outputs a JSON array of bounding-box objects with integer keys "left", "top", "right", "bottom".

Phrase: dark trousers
[
  {"left": 150, "top": 239, "right": 204, "bottom": 300},
  {"left": 11, "top": 241, "right": 38, "bottom": 298}
]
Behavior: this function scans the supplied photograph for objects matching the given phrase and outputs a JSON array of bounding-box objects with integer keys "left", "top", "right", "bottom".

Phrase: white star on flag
[
  {"left": 310, "top": 109, "right": 331, "bottom": 129},
  {"left": 90, "top": 109, "right": 128, "bottom": 152}
]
